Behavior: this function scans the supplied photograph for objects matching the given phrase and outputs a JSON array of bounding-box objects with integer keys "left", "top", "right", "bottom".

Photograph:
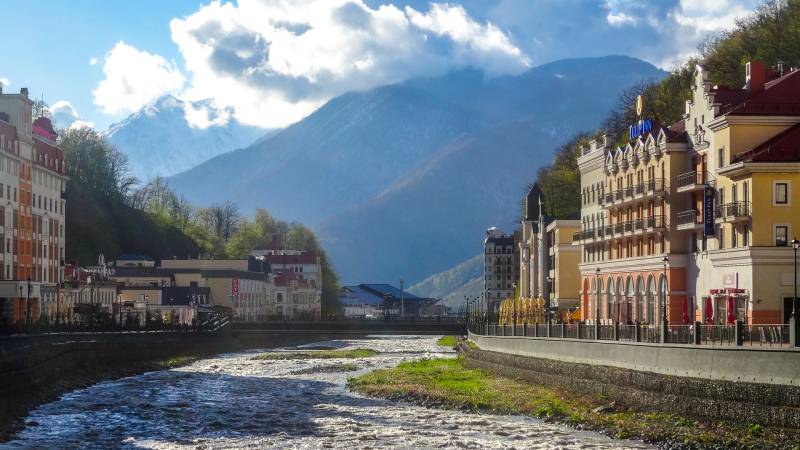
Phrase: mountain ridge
[
  {"left": 167, "top": 55, "right": 666, "bottom": 285},
  {"left": 103, "top": 95, "right": 269, "bottom": 181}
]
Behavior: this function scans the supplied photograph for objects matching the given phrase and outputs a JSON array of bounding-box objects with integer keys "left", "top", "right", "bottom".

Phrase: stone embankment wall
[
  {"left": 464, "top": 335, "right": 800, "bottom": 428},
  {"left": 468, "top": 333, "right": 800, "bottom": 385}
]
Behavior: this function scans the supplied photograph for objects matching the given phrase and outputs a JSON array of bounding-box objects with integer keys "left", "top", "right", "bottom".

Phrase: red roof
[
  {"left": 733, "top": 124, "right": 800, "bottom": 163},
  {"left": 724, "top": 69, "right": 800, "bottom": 116},
  {"left": 273, "top": 269, "right": 298, "bottom": 287},
  {"left": 262, "top": 252, "right": 319, "bottom": 265}
]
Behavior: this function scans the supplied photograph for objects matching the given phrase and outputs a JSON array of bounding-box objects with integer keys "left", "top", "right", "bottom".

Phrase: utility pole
[{"left": 400, "top": 279, "right": 405, "bottom": 320}]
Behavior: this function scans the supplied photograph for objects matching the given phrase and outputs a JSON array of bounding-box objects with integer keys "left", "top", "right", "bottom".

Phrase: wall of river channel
[{"left": 466, "top": 333, "right": 800, "bottom": 428}]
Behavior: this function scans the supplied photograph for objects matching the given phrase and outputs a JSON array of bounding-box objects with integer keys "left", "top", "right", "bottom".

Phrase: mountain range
[
  {"left": 116, "top": 55, "right": 667, "bottom": 290},
  {"left": 102, "top": 95, "right": 267, "bottom": 180}
]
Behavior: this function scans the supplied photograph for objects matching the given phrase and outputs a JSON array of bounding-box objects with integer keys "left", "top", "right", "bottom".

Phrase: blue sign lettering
[
  {"left": 703, "top": 186, "right": 715, "bottom": 236},
  {"left": 628, "top": 119, "right": 653, "bottom": 141}
]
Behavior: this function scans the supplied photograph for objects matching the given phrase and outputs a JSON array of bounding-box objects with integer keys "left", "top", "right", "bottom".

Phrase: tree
[{"left": 59, "top": 127, "right": 136, "bottom": 199}]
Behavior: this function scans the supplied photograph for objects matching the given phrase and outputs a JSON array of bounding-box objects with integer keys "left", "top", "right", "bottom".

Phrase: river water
[{"left": 3, "top": 335, "right": 652, "bottom": 449}]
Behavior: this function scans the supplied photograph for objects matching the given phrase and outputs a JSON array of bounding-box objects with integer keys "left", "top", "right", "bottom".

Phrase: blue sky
[{"left": 1, "top": 0, "right": 759, "bottom": 131}]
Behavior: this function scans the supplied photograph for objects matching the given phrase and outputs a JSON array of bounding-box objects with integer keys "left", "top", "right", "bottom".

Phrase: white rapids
[{"left": 2, "top": 335, "right": 653, "bottom": 449}]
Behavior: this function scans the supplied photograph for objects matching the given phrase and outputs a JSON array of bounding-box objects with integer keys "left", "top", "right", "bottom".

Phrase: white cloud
[
  {"left": 93, "top": 41, "right": 186, "bottom": 115},
  {"left": 51, "top": 100, "right": 95, "bottom": 129},
  {"left": 0, "top": 77, "right": 9, "bottom": 89},
  {"left": 606, "top": 11, "right": 634, "bottom": 26},
  {"left": 90, "top": 57, "right": 98, "bottom": 65},
  {"left": 168, "top": 0, "right": 530, "bottom": 128}
]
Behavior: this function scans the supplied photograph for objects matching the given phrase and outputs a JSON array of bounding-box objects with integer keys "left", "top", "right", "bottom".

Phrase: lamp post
[
  {"left": 25, "top": 278, "right": 32, "bottom": 333},
  {"left": 661, "top": 256, "right": 668, "bottom": 325},
  {"left": 792, "top": 238, "right": 799, "bottom": 346},
  {"left": 793, "top": 238, "right": 799, "bottom": 319},
  {"left": 86, "top": 276, "right": 94, "bottom": 331},
  {"left": 594, "top": 268, "right": 600, "bottom": 324},
  {"left": 545, "top": 276, "right": 553, "bottom": 324},
  {"left": 661, "top": 256, "right": 669, "bottom": 343}
]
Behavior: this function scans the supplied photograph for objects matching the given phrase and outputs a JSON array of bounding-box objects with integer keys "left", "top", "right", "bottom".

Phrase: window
[
  {"left": 718, "top": 148, "right": 724, "bottom": 168},
  {"left": 719, "top": 227, "right": 725, "bottom": 250},
  {"left": 732, "top": 225, "right": 737, "bottom": 248},
  {"left": 774, "top": 181, "right": 789, "bottom": 205},
  {"left": 775, "top": 225, "right": 789, "bottom": 247},
  {"left": 743, "top": 225, "right": 749, "bottom": 247}
]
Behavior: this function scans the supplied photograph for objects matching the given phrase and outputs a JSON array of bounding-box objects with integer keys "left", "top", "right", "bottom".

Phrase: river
[{"left": 2, "top": 335, "right": 653, "bottom": 449}]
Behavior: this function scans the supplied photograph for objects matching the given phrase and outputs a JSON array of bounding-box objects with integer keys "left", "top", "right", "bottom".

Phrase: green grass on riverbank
[
  {"left": 436, "top": 336, "right": 457, "bottom": 347},
  {"left": 252, "top": 348, "right": 378, "bottom": 360},
  {"left": 348, "top": 357, "right": 799, "bottom": 449}
]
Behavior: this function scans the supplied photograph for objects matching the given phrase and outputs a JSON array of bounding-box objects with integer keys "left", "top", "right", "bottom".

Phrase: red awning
[{"left": 704, "top": 297, "right": 713, "bottom": 324}]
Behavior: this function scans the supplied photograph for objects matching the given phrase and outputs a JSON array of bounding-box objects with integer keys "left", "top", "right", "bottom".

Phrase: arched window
[
  {"left": 605, "top": 279, "right": 612, "bottom": 322},
  {"left": 636, "top": 276, "right": 645, "bottom": 322},
  {"left": 646, "top": 275, "right": 656, "bottom": 324},
  {"left": 625, "top": 276, "right": 634, "bottom": 324}
]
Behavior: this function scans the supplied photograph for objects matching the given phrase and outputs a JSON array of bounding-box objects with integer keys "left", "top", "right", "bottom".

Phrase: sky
[{"left": 1, "top": 0, "right": 760, "bottom": 131}]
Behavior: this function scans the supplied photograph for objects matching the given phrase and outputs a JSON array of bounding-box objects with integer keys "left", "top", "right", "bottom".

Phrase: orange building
[{"left": 0, "top": 87, "right": 66, "bottom": 330}]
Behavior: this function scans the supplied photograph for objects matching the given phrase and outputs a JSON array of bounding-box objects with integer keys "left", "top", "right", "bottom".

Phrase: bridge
[{"left": 230, "top": 320, "right": 466, "bottom": 336}]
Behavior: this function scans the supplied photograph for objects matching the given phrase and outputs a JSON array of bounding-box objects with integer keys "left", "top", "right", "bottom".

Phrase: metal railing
[
  {"left": 666, "top": 325, "right": 694, "bottom": 344},
  {"left": 714, "top": 202, "right": 750, "bottom": 219},
  {"left": 468, "top": 319, "right": 795, "bottom": 348},
  {"left": 744, "top": 324, "right": 790, "bottom": 347},
  {"left": 676, "top": 171, "right": 714, "bottom": 189},
  {"left": 676, "top": 210, "right": 700, "bottom": 226},
  {"left": 699, "top": 325, "right": 736, "bottom": 345}
]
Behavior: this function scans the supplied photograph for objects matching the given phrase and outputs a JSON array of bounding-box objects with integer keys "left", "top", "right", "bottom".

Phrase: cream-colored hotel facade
[{"left": 575, "top": 61, "right": 800, "bottom": 326}]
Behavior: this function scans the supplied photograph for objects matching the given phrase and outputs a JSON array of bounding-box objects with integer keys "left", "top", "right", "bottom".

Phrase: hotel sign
[
  {"left": 628, "top": 119, "right": 653, "bottom": 140},
  {"left": 703, "top": 186, "right": 715, "bottom": 236}
]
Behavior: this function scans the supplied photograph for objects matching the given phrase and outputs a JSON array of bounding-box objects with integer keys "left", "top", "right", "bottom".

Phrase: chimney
[{"left": 745, "top": 61, "right": 765, "bottom": 95}]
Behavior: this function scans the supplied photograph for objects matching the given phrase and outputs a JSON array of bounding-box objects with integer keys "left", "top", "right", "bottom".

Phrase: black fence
[
  {"left": 468, "top": 319, "right": 793, "bottom": 348},
  {"left": 0, "top": 309, "right": 231, "bottom": 337}
]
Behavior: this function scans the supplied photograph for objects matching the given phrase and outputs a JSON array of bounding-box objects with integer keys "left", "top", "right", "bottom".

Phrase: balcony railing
[
  {"left": 602, "top": 179, "right": 667, "bottom": 208},
  {"left": 714, "top": 202, "right": 750, "bottom": 220},
  {"left": 645, "top": 178, "right": 666, "bottom": 193},
  {"left": 645, "top": 215, "right": 667, "bottom": 229},
  {"left": 677, "top": 171, "right": 715, "bottom": 190},
  {"left": 676, "top": 210, "right": 700, "bottom": 226}
]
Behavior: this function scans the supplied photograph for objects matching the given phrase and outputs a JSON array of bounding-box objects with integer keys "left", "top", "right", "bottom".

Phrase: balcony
[
  {"left": 595, "top": 216, "right": 667, "bottom": 242},
  {"left": 573, "top": 229, "right": 599, "bottom": 243},
  {"left": 715, "top": 202, "right": 750, "bottom": 223},
  {"left": 676, "top": 210, "right": 702, "bottom": 230},
  {"left": 603, "top": 178, "right": 667, "bottom": 209},
  {"left": 676, "top": 171, "right": 715, "bottom": 192}
]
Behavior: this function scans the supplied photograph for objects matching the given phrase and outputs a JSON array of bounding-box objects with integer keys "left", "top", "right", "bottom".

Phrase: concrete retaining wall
[
  {"left": 469, "top": 332, "right": 800, "bottom": 386},
  {"left": 463, "top": 345, "right": 800, "bottom": 428}
]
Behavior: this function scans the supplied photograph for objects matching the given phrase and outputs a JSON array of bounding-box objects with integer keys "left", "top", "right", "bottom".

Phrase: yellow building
[
  {"left": 546, "top": 219, "right": 581, "bottom": 318},
  {"left": 687, "top": 61, "right": 800, "bottom": 324}
]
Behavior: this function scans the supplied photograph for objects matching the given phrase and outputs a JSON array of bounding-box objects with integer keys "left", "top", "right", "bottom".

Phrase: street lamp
[
  {"left": 792, "top": 238, "right": 799, "bottom": 320},
  {"left": 661, "top": 256, "right": 668, "bottom": 327},
  {"left": 545, "top": 276, "right": 553, "bottom": 324},
  {"left": 594, "top": 268, "right": 600, "bottom": 325},
  {"left": 25, "top": 278, "right": 31, "bottom": 333}
]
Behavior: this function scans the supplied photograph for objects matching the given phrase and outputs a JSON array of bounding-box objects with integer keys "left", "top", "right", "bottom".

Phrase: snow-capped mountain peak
[{"left": 103, "top": 95, "right": 269, "bottom": 181}]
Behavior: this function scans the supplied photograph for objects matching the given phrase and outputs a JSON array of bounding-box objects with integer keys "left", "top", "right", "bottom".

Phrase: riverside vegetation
[{"left": 348, "top": 356, "right": 800, "bottom": 449}]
